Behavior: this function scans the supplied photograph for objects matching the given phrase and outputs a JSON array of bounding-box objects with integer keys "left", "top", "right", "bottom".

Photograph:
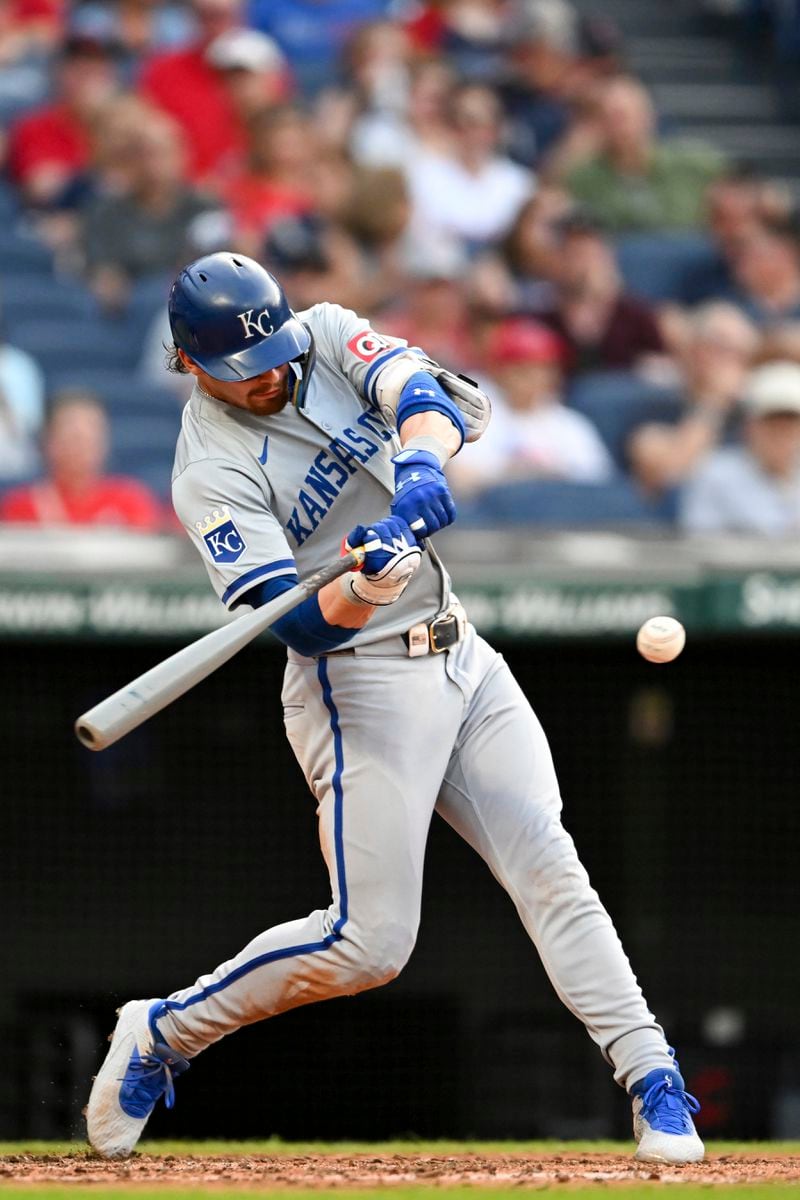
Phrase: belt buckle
[{"left": 429, "top": 614, "right": 454, "bottom": 654}]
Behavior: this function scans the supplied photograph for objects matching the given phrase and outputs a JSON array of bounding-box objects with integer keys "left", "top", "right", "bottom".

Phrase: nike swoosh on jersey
[{"left": 258, "top": 435, "right": 269, "bottom": 464}]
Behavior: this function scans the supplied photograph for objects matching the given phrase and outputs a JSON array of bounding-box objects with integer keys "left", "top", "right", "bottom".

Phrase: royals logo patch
[{"left": 197, "top": 506, "right": 247, "bottom": 564}]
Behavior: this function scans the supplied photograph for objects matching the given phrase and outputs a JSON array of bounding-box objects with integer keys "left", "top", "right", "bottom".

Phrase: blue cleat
[
  {"left": 630, "top": 1062, "right": 704, "bottom": 1164},
  {"left": 86, "top": 999, "right": 189, "bottom": 1158}
]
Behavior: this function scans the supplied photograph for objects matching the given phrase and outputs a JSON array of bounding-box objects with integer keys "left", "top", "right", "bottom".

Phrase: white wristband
[{"left": 400, "top": 433, "right": 451, "bottom": 468}]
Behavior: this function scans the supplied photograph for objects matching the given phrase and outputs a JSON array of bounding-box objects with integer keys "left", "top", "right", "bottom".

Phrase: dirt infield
[{"left": 1, "top": 1153, "right": 799, "bottom": 1188}]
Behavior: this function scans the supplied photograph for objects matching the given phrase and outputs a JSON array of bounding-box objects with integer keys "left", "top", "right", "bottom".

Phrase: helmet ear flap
[{"left": 288, "top": 327, "right": 316, "bottom": 409}]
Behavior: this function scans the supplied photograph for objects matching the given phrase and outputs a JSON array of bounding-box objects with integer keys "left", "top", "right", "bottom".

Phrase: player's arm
[
  {"left": 239, "top": 517, "right": 422, "bottom": 656},
  {"left": 385, "top": 369, "right": 467, "bottom": 537},
  {"left": 311, "top": 303, "right": 491, "bottom": 535}
]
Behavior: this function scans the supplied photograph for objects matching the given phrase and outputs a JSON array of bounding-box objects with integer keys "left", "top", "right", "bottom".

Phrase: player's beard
[{"left": 244, "top": 375, "right": 291, "bottom": 415}]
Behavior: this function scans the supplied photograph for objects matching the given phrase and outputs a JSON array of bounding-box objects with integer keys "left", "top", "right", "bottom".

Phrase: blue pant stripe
[
  {"left": 319, "top": 656, "right": 348, "bottom": 933},
  {"left": 161, "top": 658, "right": 347, "bottom": 1016}
]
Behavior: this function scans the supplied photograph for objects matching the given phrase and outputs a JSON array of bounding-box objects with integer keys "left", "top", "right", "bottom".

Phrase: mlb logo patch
[{"left": 196, "top": 507, "right": 247, "bottom": 564}]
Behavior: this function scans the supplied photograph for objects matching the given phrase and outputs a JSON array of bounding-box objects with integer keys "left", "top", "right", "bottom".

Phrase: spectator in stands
[
  {"left": 405, "top": 0, "right": 509, "bottom": 81},
  {"left": 680, "top": 166, "right": 791, "bottom": 304},
  {"left": 7, "top": 31, "right": 120, "bottom": 207},
  {"left": 338, "top": 165, "right": 416, "bottom": 311},
  {"left": 0, "top": 1, "right": 65, "bottom": 126},
  {"left": 554, "top": 75, "right": 726, "bottom": 232},
  {"left": 726, "top": 214, "right": 800, "bottom": 327},
  {"left": 35, "top": 93, "right": 156, "bottom": 256},
  {"left": 406, "top": 81, "right": 534, "bottom": 249},
  {"left": 491, "top": 185, "right": 576, "bottom": 312},
  {"left": 628, "top": 302, "right": 759, "bottom": 495},
  {"left": 221, "top": 105, "right": 318, "bottom": 250},
  {"left": 138, "top": 0, "right": 251, "bottom": 180},
  {"left": 205, "top": 27, "right": 291, "bottom": 126},
  {"left": 348, "top": 55, "right": 456, "bottom": 168},
  {"left": 448, "top": 317, "right": 614, "bottom": 495},
  {"left": 382, "top": 236, "right": 477, "bottom": 372},
  {"left": 0, "top": 306, "right": 45, "bottom": 482},
  {"left": 681, "top": 362, "right": 800, "bottom": 534},
  {"left": 539, "top": 217, "right": 666, "bottom": 373},
  {"left": 344, "top": 27, "right": 452, "bottom": 167},
  {"left": 261, "top": 213, "right": 368, "bottom": 312},
  {"left": 0, "top": 390, "right": 161, "bottom": 528},
  {"left": 81, "top": 108, "right": 231, "bottom": 310},
  {"left": 248, "top": 0, "right": 392, "bottom": 96},
  {"left": 332, "top": 20, "right": 412, "bottom": 154},
  {"left": 69, "top": 0, "right": 193, "bottom": 66},
  {"left": 0, "top": 0, "right": 64, "bottom": 60},
  {"left": 499, "top": 0, "right": 579, "bottom": 169}
]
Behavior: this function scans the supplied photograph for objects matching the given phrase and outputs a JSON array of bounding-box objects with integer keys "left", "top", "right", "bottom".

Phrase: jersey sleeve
[
  {"left": 307, "top": 302, "right": 423, "bottom": 411},
  {"left": 172, "top": 459, "right": 297, "bottom": 610}
]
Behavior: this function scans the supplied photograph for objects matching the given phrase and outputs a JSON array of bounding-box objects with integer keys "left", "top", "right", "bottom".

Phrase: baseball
[{"left": 636, "top": 616, "right": 686, "bottom": 664}]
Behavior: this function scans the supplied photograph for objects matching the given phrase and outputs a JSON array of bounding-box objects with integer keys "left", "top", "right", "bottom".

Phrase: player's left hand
[
  {"left": 344, "top": 516, "right": 422, "bottom": 606},
  {"left": 390, "top": 449, "right": 456, "bottom": 536}
]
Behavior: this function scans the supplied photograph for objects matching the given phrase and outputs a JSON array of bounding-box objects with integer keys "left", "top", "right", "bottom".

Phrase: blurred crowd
[{"left": 2, "top": 0, "right": 800, "bottom": 537}]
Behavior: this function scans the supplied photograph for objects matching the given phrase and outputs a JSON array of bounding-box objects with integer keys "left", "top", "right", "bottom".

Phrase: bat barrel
[{"left": 73, "top": 548, "right": 364, "bottom": 751}]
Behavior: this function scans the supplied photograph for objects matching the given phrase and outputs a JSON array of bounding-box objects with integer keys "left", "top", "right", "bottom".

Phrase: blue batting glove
[
  {"left": 345, "top": 515, "right": 419, "bottom": 575},
  {"left": 390, "top": 449, "right": 456, "bottom": 536}
]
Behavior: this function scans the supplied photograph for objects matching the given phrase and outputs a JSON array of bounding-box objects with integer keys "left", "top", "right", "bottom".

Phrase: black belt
[
  {"left": 402, "top": 609, "right": 464, "bottom": 655},
  {"left": 321, "top": 605, "right": 467, "bottom": 658}
]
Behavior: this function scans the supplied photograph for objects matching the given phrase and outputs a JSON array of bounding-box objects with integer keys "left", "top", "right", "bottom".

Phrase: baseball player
[{"left": 86, "top": 252, "right": 703, "bottom": 1164}]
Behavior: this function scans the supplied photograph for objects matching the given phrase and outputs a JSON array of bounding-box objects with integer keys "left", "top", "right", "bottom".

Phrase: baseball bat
[{"left": 74, "top": 546, "right": 366, "bottom": 752}]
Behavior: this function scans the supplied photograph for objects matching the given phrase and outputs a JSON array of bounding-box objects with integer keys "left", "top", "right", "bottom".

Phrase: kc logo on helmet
[
  {"left": 197, "top": 506, "right": 247, "bottom": 564},
  {"left": 238, "top": 308, "right": 275, "bottom": 339}
]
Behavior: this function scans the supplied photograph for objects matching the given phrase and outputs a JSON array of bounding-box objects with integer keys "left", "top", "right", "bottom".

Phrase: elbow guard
[{"left": 374, "top": 353, "right": 491, "bottom": 443}]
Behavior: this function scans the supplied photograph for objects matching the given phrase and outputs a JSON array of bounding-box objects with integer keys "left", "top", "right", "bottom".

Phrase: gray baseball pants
[{"left": 157, "top": 626, "right": 673, "bottom": 1090}]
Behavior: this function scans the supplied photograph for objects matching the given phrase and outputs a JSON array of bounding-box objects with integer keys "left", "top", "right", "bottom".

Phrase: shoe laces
[
  {"left": 119, "top": 1042, "right": 188, "bottom": 1114},
  {"left": 640, "top": 1073, "right": 700, "bottom": 1134}
]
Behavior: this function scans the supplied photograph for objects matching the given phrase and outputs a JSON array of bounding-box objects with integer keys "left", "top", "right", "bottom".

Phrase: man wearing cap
[
  {"left": 138, "top": 0, "right": 289, "bottom": 181},
  {"left": 7, "top": 31, "right": 120, "bottom": 206},
  {"left": 449, "top": 317, "right": 613, "bottom": 496},
  {"left": 681, "top": 361, "right": 800, "bottom": 533}
]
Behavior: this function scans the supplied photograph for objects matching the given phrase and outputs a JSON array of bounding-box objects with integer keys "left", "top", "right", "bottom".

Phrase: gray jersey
[{"left": 172, "top": 302, "right": 450, "bottom": 644}]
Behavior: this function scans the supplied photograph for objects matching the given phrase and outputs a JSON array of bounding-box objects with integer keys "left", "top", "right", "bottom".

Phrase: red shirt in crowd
[
  {"left": 221, "top": 174, "right": 315, "bottom": 240},
  {"left": 0, "top": 478, "right": 162, "bottom": 530},
  {"left": 541, "top": 296, "right": 665, "bottom": 374},
  {"left": 138, "top": 46, "right": 246, "bottom": 181},
  {"left": 7, "top": 102, "right": 90, "bottom": 187}
]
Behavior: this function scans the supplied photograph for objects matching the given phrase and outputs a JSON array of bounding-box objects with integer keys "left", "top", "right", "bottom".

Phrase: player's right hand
[
  {"left": 343, "top": 517, "right": 422, "bottom": 607},
  {"left": 391, "top": 449, "right": 456, "bottom": 536}
]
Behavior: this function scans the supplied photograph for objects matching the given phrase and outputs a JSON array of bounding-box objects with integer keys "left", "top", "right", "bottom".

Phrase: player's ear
[{"left": 178, "top": 348, "right": 201, "bottom": 376}]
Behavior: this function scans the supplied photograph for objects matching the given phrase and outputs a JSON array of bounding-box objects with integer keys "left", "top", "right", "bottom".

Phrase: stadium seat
[
  {"left": 6, "top": 316, "right": 145, "bottom": 377},
  {"left": 0, "top": 273, "right": 100, "bottom": 324},
  {"left": 567, "top": 371, "right": 681, "bottom": 468},
  {"left": 47, "top": 366, "right": 181, "bottom": 414},
  {"left": 0, "top": 229, "right": 53, "bottom": 276},
  {"left": 457, "top": 478, "right": 673, "bottom": 527},
  {"left": 0, "top": 181, "right": 19, "bottom": 222},
  {"left": 110, "top": 413, "right": 182, "bottom": 497},
  {"left": 614, "top": 232, "right": 720, "bottom": 302},
  {"left": 110, "top": 412, "right": 182, "bottom": 454},
  {"left": 108, "top": 447, "right": 175, "bottom": 497}
]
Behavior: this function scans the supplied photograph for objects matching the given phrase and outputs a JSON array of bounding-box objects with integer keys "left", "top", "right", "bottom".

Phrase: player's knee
[{"left": 345, "top": 921, "right": 417, "bottom": 989}]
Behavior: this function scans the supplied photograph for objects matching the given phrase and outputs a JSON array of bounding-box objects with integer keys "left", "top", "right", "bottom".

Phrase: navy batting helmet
[{"left": 168, "top": 253, "right": 314, "bottom": 395}]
